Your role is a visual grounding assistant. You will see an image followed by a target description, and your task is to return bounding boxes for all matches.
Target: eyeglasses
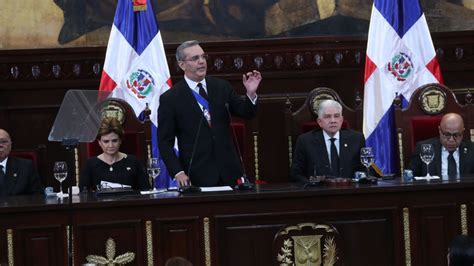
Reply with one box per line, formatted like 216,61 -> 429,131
182,54 -> 209,62
0,139 -> 10,145
439,129 -> 463,140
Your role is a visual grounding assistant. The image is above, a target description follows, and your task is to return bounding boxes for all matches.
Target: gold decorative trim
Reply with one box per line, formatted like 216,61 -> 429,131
67,225 -> 75,266
418,86 -> 447,115
7,229 -> 13,266
461,204 -> 468,235
203,217 -> 211,266
147,144 -> 152,160
398,132 -> 404,173
278,223 -> 335,237
86,238 -> 135,264
74,147 -> 79,185
146,221 -> 154,266
288,136 -> 293,167
403,208 -> 412,266
101,101 -> 126,124
253,135 -> 259,181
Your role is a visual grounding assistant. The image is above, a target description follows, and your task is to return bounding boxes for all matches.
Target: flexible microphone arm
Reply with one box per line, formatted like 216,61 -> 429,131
186,110 -> 205,187
225,103 -> 254,190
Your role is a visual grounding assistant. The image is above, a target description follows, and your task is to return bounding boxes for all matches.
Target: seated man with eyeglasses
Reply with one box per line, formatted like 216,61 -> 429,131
0,129 -> 43,197
407,113 -> 474,179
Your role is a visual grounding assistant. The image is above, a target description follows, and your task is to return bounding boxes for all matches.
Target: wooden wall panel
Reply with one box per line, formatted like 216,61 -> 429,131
14,225 -> 65,266
411,204 -> 459,266
74,220 -> 145,266
155,217 -> 202,266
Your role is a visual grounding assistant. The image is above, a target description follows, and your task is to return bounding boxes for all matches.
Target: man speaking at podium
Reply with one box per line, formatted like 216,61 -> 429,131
158,40 -> 262,187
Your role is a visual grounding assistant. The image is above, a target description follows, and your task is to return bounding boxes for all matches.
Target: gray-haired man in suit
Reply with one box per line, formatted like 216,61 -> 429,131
291,99 -> 366,182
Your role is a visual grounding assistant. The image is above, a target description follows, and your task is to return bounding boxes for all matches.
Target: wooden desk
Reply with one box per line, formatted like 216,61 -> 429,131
1,178 -> 473,266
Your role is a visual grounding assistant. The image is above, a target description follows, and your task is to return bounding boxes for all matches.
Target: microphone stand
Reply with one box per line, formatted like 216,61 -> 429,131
225,103 -> 254,190
61,138 -> 78,266
179,112 -> 204,193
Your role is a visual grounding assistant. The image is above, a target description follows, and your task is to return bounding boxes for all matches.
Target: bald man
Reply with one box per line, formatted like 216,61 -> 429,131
408,113 -> 474,179
0,129 -> 43,197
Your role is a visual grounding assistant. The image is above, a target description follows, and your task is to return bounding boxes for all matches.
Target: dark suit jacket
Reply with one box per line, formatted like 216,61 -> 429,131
407,138 -> 474,177
290,129 -> 366,182
158,76 -> 257,187
3,156 -> 43,196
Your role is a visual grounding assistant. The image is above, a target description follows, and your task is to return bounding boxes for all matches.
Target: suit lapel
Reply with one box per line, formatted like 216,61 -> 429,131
339,131 -> 350,172
459,141 -> 468,174
434,140 -> 442,175
5,158 -> 19,194
314,131 -> 330,169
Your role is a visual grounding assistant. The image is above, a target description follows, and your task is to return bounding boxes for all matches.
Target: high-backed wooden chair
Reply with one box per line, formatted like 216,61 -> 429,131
284,87 -> 362,168
76,98 -> 151,186
10,145 -> 47,183
394,83 -> 473,172
273,222 -> 343,265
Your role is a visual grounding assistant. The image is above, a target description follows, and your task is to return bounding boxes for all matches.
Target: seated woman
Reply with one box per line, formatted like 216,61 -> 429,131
79,117 -> 150,191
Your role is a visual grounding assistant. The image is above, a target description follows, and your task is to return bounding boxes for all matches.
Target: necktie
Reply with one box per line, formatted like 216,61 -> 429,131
0,165 -> 6,196
330,138 -> 340,177
197,83 -> 208,101
447,151 -> 457,178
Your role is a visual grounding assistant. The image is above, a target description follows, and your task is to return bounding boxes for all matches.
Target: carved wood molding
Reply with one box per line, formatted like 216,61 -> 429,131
0,32 -> 473,85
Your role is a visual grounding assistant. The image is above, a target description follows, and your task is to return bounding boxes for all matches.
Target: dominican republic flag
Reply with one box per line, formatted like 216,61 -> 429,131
363,0 -> 443,174
99,0 -> 175,188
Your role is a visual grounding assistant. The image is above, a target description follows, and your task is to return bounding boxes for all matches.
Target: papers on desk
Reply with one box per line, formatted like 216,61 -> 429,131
200,186 -> 233,192
100,181 -> 131,188
140,189 -> 166,195
413,175 -> 440,181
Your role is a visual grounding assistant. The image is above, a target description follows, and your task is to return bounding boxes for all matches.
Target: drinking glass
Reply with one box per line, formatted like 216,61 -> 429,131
53,161 -> 68,197
360,147 -> 375,178
147,158 -> 161,192
420,143 -> 435,180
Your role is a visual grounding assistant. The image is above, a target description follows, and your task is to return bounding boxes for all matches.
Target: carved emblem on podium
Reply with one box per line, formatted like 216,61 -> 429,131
86,238 -> 135,265
275,223 -> 339,266
419,86 -> 446,115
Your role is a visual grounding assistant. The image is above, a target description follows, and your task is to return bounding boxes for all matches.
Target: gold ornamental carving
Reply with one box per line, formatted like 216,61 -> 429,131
146,220 -> 154,266
7,229 -> 14,266
403,207 -> 412,266
203,217 -> 211,266
418,86 -> 446,115
310,93 -> 335,117
460,204 -> 468,235
276,223 -> 338,266
86,238 -> 135,265
101,101 -> 126,125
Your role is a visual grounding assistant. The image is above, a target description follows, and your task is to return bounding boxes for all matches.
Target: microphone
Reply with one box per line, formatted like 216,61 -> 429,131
225,103 -> 254,190
181,109 -> 204,193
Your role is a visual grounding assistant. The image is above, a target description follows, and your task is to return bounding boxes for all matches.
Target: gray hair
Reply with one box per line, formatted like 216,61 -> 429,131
317,99 -> 342,118
176,40 -> 200,62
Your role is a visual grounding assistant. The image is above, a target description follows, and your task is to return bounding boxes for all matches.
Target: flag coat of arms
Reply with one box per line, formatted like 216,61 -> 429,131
363,0 -> 443,174
99,0 -> 173,187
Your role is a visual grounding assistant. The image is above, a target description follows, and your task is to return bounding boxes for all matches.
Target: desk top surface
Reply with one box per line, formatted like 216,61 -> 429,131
1,177 -> 474,211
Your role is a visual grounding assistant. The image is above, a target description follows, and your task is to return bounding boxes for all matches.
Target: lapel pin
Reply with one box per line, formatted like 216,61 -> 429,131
344,143 -> 348,147
126,167 -> 131,171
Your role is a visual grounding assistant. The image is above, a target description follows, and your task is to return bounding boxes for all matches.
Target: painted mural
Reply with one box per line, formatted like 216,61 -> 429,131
1,0 -> 474,49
